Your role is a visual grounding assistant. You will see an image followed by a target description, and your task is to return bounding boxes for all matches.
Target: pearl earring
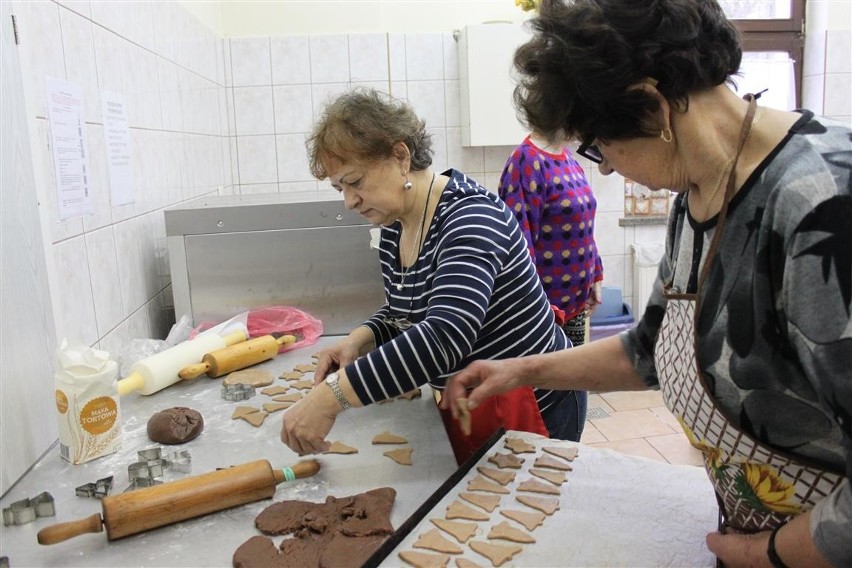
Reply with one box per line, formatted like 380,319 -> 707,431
403,179 -> 413,190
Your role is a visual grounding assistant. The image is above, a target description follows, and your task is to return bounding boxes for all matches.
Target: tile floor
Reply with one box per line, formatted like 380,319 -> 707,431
581,390 -> 705,467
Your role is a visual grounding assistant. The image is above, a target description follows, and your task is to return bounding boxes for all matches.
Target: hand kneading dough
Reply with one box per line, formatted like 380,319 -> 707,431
147,407 -> 203,444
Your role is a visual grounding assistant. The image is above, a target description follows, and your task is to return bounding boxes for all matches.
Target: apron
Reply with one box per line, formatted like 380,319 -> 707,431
654,96 -> 844,533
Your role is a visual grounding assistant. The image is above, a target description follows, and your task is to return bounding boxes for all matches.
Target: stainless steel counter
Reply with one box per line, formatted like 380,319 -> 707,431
0,337 -> 457,567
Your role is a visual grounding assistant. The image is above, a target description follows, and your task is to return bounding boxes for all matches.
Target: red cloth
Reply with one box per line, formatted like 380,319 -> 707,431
439,386 -> 548,465
550,304 -> 567,327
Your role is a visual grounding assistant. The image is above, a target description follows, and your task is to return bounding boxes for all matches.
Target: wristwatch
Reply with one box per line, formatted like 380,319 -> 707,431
325,373 -> 351,410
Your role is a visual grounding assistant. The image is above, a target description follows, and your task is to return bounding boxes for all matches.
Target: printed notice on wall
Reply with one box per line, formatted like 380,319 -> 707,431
45,77 -> 93,220
101,91 -> 134,206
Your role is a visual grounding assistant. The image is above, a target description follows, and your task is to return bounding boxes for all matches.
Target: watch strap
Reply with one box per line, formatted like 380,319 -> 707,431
325,373 -> 351,410
767,524 -> 789,568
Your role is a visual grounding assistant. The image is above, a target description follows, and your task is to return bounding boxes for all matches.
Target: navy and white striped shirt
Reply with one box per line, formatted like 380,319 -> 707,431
345,169 -> 568,413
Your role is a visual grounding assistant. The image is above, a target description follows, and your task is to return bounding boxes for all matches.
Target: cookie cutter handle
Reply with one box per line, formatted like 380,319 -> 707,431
37,513 -> 104,545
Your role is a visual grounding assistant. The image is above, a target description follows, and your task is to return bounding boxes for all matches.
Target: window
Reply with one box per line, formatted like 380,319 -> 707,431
721,0 -> 805,110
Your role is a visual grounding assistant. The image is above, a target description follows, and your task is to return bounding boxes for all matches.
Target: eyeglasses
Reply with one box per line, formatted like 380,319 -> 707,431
577,140 -> 603,164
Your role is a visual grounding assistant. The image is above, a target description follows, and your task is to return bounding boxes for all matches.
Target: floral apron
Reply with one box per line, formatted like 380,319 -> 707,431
654,96 -> 844,532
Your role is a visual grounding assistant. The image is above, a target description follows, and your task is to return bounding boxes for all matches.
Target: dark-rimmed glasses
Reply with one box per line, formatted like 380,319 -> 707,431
577,140 -> 603,164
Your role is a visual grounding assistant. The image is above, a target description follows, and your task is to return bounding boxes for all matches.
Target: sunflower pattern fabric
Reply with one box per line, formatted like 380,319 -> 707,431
623,112 -> 851,566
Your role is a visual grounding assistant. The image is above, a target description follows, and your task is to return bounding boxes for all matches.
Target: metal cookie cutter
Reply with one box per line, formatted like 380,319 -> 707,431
221,383 -> 256,401
2,492 -> 55,526
75,476 -> 114,499
124,447 -> 167,492
164,449 -> 192,474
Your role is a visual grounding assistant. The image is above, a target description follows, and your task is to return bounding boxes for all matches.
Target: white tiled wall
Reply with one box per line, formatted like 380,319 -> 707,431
223,30 -> 660,311
15,1 -> 846,354
12,0 -> 229,353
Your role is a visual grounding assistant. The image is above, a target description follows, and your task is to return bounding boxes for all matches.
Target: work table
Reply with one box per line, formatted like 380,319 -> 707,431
0,336 -> 457,567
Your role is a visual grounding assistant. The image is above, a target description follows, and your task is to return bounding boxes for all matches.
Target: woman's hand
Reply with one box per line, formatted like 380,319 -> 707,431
280,382 -> 342,455
587,281 -> 603,315
442,358 -> 526,415
312,338 -> 362,385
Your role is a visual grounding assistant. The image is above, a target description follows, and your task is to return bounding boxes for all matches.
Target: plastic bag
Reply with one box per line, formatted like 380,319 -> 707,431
190,306 -> 323,353
630,241 -> 665,267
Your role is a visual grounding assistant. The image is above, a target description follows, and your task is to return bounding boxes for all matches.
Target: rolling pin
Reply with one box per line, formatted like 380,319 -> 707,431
117,330 -> 247,396
37,459 -> 320,544
178,334 -> 297,380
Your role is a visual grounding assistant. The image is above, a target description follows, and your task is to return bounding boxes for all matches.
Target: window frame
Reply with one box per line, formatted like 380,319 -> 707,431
730,0 -> 805,107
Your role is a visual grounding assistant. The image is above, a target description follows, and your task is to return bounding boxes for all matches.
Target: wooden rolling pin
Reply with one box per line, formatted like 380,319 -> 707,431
178,334 -> 297,380
37,459 -> 320,544
117,330 -> 248,396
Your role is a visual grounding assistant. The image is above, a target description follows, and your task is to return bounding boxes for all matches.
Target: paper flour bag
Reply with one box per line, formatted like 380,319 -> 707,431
55,339 -> 121,464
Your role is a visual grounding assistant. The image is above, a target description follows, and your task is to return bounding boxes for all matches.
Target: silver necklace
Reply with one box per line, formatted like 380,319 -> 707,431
396,173 -> 436,292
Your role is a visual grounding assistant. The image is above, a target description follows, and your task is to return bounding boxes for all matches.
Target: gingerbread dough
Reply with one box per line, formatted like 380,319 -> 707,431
515,494 -> 559,515
533,454 -> 573,471
455,559 -> 483,568
239,411 -> 268,427
530,468 -> 566,485
446,500 -> 488,521
459,492 -> 500,513
517,478 -> 561,496
294,363 -> 317,373
543,445 -> 578,461
280,371 -> 303,381
273,393 -> 303,403
503,437 -> 536,454
261,386 -> 289,396
455,398 -> 472,436
372,431 -> 408,444
324,441 -> 358,454
146,407 -> 203,444
476,466 -> 515,486
398,388 -> 423,400
290,380 -> 314,391
263,402 -> 291,413
232,406 -> 260,419
466,475 -> 509,495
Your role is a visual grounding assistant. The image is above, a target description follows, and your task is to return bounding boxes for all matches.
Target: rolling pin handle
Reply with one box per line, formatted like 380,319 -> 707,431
37,513 -> 104,545
223,330 -> 248,346
276,335 -> 297,347
272,460 -> 321,484
116,372 -> 145,396
178,362 -> 211,380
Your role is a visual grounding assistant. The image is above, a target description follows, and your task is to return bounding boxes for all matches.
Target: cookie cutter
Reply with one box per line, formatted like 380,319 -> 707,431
124,447 -> 193,491
2,492 -> 55,526
75,476 -> 114,499
221,383 -> 256,401
164,449 -> 192,473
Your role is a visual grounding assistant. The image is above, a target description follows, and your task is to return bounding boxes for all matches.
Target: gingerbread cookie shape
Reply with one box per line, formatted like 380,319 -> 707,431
261,385 -> 289,396
499,509 -> 546,532
414,529 -> 463,554
324,441 -> 358,454
469,540 -> 522,567
488,452 -> 524,469
272,392 -> 303,403
476,466 -> 515,486
262,402 -> 291,413
290,379 -> 314,391
533,454 -> 573,471
398,388 -> 423,400
399,550 -> 450,568
466,475 -> 509,495
294,363 -> 317,373
384,447 -> 413,465
372,431 -> 408,444
530,468 -> 566,485
231,406 -> 260,419
459,492 -> 500,513
239,411 -> 268,427
280,371 -> 303,381
487,521 -> 535,544
446,500 -> 488,521
543,445 -> 578,461
516,494 -> 559,516
455,559 -> 484,568
517,478 -> 561,496
430,518 -> 478,543
504,437 -> 536,454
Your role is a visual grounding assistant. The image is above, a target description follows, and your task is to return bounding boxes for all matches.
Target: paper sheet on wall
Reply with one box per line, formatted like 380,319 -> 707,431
100,91 -> 134,206
45,76 -> 93,220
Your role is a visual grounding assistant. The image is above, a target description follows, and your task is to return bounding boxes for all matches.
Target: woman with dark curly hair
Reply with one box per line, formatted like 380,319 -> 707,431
445,1 -> 851,566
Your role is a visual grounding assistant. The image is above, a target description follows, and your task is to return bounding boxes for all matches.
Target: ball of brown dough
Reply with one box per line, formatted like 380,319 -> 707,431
147,407 -> 204,445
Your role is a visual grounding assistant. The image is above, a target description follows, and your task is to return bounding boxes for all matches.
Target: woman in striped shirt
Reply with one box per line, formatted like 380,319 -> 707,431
280,89 -> 586,462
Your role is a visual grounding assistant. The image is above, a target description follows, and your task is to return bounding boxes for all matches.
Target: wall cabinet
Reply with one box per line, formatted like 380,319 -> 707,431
458,23 -> 532,147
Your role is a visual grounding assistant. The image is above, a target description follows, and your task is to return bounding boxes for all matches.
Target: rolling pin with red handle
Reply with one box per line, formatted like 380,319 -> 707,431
178,334 -> 297,380
37,459 -> 320,544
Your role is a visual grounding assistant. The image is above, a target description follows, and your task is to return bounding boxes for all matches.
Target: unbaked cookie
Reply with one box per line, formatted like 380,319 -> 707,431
476,466 -> 515,486
487,521 -> 535,544
261,385 -> 289,396
543,445 -> 578,461
515,494 -> 559,516
384,447 -> 413,465
430,518 -> 477,543
324,441 -> 358,454
466,475 -> 509,495
499,509 -> 546,531
413,529 -> 463,554
504,437 -> 536,454
399,550 -> 450,568
533,454 -> 573,471
530,468 -> 566,485
469,540 -> 522,567
517,478 -> 561,496
372,431 -> 408,444
446,500 -> 488,521
487,452 -> 524,469
459,492 -> 500,513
